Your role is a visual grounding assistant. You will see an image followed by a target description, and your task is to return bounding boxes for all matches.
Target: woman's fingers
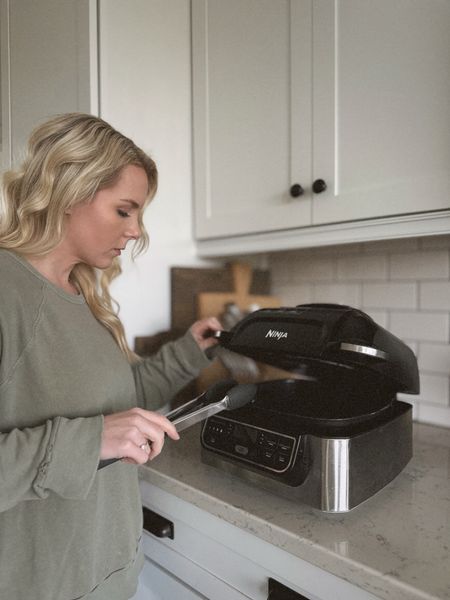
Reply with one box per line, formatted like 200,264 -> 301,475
101,408 -> 180,463
132,408 -> 180,441
121,441 -> 152,465
189,317 -> 223,350
133,410 -> 179,460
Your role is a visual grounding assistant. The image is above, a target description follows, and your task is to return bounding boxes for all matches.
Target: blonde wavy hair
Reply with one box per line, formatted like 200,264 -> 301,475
0,112 -> 158,362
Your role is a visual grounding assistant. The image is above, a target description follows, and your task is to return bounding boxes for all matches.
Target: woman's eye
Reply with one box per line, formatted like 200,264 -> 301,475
117,209 -> 130,218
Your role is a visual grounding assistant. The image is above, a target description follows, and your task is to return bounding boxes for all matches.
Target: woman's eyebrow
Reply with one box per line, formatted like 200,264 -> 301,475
121,199 -> 142,209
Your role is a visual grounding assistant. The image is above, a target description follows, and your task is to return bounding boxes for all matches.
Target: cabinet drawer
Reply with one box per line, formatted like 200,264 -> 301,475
132,554 -> 208,600
141,530 -> 251,600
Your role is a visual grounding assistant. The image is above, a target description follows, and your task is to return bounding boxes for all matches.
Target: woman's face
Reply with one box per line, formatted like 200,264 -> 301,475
63,165 -> 149,269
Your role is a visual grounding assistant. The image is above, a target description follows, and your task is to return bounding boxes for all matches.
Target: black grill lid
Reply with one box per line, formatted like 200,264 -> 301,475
217,303 -> 419,395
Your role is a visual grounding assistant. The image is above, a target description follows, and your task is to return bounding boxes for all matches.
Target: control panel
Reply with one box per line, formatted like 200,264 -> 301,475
201,416 -> 297,474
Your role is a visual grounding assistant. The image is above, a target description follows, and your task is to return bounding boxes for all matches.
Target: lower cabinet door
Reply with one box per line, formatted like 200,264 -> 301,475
131,555 -> 207,600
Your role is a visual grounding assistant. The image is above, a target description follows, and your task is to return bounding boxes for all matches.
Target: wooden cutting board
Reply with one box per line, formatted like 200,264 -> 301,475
171,263 -> 272,330
196,262 -> 280,319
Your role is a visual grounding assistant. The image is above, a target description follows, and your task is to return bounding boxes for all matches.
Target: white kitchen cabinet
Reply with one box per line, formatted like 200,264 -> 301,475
192,0 -> 450,250
192,0 -> 313,239
136,480 -> 379,600
132,554 -> 208,600
0,0 -> 98,169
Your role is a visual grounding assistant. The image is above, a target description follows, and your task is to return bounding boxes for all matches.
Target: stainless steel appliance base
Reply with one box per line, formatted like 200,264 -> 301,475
201,403 -> 412,513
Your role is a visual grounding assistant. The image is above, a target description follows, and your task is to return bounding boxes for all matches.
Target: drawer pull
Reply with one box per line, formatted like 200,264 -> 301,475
268,578 -> 311,600
142,506 -> 174,539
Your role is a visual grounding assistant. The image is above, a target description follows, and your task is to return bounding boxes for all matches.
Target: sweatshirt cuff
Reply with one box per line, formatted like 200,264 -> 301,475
34,415 -> 104,500
178,330 -> 213,372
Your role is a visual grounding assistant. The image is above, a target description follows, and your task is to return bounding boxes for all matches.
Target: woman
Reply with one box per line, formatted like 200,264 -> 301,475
0,113 -> 220,599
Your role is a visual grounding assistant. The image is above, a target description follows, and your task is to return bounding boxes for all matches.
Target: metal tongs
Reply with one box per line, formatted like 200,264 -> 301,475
98,379 -> 256,469
165,379 -> 256,432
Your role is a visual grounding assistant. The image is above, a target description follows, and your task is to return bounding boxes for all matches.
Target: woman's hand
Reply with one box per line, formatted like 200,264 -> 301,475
100,408 -> 180,464
189,317 -> 223,351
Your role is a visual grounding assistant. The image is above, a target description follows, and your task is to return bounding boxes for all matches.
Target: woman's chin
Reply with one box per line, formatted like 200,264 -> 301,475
88,257 -> 117,270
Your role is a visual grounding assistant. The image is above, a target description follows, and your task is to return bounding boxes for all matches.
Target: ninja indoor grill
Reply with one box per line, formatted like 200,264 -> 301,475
200,303 -> 419,512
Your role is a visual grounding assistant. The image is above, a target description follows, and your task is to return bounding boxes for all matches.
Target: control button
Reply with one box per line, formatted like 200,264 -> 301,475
275,454 -> 289,466
278,451 -> 292,459
261,450 -> 275,466
278,442 -> 293,452
235,444 -> 249,456
209,422 -> 228,435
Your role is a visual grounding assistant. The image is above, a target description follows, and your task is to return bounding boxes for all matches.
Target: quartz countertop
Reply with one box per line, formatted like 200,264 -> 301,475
139,421 -> 450,600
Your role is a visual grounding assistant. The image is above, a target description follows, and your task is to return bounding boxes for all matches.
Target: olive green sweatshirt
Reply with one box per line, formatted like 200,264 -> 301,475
0,249 -> 210,600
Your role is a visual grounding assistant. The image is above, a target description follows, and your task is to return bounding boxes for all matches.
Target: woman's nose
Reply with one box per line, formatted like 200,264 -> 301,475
125,220 -> 141,240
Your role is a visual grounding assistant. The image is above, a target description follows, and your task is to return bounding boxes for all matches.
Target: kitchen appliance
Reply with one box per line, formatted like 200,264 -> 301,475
200,303 -> 419,512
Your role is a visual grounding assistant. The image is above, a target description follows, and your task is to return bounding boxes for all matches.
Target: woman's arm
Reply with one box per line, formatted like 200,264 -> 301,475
132,318 -> 221,411
0,408 -> 182,512
0,415 -> 103,513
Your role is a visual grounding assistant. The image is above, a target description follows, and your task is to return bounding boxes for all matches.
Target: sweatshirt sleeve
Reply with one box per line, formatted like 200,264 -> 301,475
132,331 -> 211,411
0,414 -> 103,514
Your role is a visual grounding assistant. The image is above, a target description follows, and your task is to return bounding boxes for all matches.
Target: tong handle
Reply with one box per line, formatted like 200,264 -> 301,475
163,392 -> 207,422
165,378 -> 237,431
169,398 -> 229,432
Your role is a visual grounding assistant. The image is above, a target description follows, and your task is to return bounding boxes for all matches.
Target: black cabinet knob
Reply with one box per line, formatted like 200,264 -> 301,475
312,179 -> 327,194
290,184 -> 304,198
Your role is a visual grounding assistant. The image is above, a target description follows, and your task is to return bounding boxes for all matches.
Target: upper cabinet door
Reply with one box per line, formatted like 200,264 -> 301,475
1,0 -> 97,168
312,0 -> 450,225
192,0 -> 312,239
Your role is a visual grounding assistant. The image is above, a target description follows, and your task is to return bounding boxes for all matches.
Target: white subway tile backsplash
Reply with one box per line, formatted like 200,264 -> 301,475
337,254 -> 387,281
269,251 -> 303,284
420,282 -> 450,310
362,283 -> 417,309
420,234 -> 450,250
276,284 -> 313,307
311,242 -> 362,257
312,283 -> 360,307
414,403 -> 450,428
291,257 -> 335,282
418,343 -> 450,374
413,374 -> 450,406
390,250 -> 449,280
362,238 -> 420,254
389,312 -> 449,342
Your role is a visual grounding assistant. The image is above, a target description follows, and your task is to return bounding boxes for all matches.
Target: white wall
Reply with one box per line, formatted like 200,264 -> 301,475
99,0 -> 217,345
